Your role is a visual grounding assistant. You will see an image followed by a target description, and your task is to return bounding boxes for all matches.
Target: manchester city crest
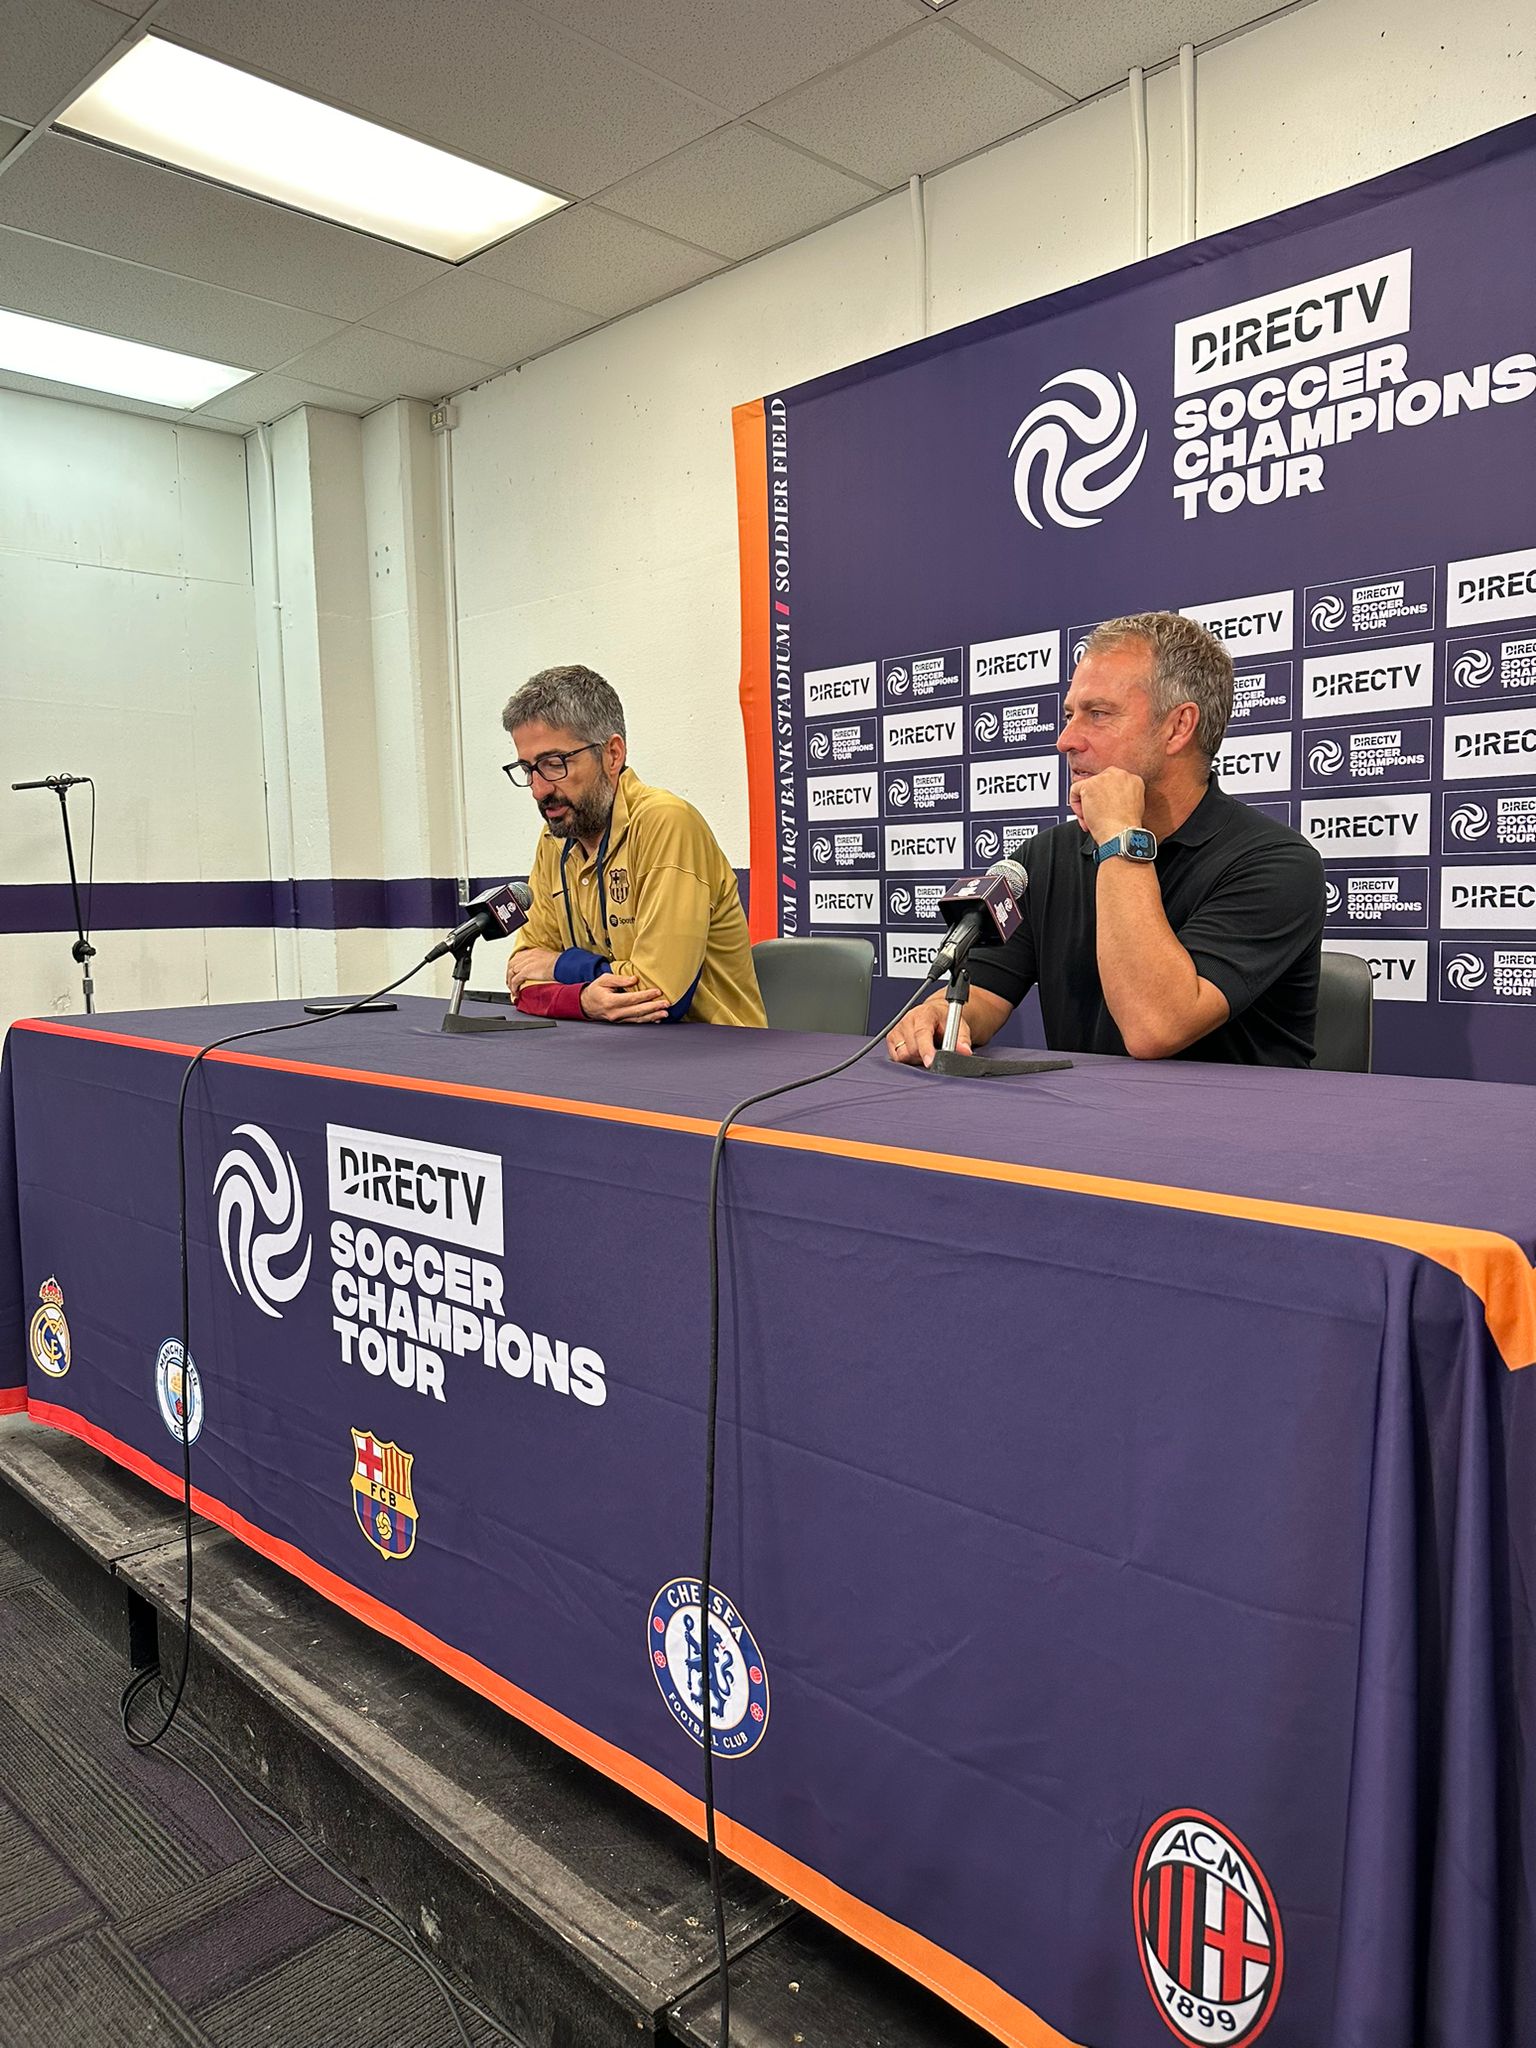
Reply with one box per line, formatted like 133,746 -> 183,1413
350,1429 -> 417,1560
1134,1809 -> 1284,2046
28,1278 -> 71,1379
154,1339 -> 204,1445
647,1578 -> 770,1758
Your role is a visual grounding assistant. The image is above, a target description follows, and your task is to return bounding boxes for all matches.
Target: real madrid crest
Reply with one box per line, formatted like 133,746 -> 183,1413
28,1278 -> 71,1379
350,1428 -> 418,1559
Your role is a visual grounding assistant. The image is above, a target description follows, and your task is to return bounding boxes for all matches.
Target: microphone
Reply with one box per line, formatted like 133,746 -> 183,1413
930,859 -> 1027,978
426,881 -> 532,963
12,774 -> 85,791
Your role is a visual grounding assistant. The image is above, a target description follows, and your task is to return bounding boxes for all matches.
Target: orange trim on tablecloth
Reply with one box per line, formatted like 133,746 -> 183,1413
15,1015 -> 1536,1371
25,1398 -> 1082,2048
0,1386 -> 26,1414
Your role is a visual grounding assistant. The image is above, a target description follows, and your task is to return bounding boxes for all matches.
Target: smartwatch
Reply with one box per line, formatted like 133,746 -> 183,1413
1094,828 -> 1158,866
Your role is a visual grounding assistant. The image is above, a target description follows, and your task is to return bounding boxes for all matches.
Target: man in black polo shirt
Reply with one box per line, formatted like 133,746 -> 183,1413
887,610 -> 1325,1067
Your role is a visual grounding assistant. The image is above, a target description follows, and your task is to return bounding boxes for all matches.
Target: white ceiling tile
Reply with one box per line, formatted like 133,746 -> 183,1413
470,205 -> 725,318
274,326 -> 501,404
192,372 -> 381,429
756,19 -> 1068,187
367,269 -> 596,366
953,0 -> 1281,98
0,365 -> 246,429
526,0 -> 922,116
0,228 -> 344,367
159,0 -> 725,195
0,135 -> 448,321
600,125 -> 880,262
0,0 -> 129,124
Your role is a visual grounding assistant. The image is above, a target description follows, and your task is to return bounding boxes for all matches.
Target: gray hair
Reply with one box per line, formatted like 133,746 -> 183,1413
1082,611 -> 1233,763
501,664 -> 626,745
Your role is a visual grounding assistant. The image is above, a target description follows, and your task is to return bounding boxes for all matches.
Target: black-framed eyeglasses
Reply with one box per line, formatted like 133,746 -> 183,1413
502,743 -> 602,788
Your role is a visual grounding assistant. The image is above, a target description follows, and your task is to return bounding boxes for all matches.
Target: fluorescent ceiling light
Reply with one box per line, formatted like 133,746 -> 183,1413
0,307 -> 252,407
58,36 -> 567,261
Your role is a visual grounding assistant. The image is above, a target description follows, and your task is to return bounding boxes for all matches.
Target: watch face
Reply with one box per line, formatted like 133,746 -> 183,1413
1125,829 -> 1158,860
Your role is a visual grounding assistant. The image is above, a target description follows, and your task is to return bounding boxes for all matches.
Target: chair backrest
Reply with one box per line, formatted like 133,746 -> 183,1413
752,937 -> 875,1035
1312,949 -> 1374,1072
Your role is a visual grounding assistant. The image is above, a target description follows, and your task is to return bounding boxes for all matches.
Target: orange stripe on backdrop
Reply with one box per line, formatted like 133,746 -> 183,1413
0,1386 -> 25,1414
13,1017 -> 1536,1371
732,397 -> 778,941
25,1399 -> 1081,2048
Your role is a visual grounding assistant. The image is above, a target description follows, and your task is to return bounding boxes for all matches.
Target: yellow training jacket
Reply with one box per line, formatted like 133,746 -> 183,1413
512,768 -> 766,1027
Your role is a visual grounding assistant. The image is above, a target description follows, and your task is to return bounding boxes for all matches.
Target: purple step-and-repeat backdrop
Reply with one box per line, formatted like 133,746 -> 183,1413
738,117 -> 1536,1081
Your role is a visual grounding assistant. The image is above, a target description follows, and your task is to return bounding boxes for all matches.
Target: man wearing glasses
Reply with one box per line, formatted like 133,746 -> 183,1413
499,665 -> 766,1027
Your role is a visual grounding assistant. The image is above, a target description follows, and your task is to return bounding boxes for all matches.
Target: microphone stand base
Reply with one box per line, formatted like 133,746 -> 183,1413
441,1011 -> 555,1034
929,1050 -> 1073,1078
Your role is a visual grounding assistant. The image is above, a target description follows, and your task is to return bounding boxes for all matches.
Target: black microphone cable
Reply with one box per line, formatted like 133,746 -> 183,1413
697,969 -> 944,2047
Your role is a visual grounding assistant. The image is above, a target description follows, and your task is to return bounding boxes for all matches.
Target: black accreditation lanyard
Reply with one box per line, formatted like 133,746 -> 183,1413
558,820 -> 613,959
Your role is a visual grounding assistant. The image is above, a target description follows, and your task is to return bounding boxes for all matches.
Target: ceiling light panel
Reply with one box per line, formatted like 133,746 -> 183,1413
0,307 -> 252,407
57,36 -> 567,262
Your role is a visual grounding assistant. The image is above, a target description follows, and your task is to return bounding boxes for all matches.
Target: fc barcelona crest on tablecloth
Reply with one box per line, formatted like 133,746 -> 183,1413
28,1277 -> 71,1379
350,1428 -> 417,1559
1134,1809 -> 1283,2046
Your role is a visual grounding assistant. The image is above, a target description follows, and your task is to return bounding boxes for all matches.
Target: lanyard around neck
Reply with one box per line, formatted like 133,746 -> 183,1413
558,816 -> 612,955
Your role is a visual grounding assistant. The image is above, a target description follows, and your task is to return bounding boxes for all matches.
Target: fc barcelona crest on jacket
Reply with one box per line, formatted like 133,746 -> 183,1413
350,1429 -> 417,1559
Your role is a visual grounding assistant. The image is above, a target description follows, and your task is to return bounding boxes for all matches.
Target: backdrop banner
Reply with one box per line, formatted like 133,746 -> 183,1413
735,115 -> 1536,1081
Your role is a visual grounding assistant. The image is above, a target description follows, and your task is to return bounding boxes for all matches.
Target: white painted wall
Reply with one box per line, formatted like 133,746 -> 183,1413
449,0 -> 1535,884
0,389 -> 272,1029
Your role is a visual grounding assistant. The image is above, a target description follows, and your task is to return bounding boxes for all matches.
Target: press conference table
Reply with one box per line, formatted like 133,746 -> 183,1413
2,998 -> 1534,2048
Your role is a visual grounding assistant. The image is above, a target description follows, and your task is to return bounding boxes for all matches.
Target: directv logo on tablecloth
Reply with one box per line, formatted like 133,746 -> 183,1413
1007,369 -> 1147,531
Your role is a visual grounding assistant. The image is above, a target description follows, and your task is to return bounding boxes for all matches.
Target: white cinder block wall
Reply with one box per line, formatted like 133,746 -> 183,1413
3,0 -> 1530,1029
451,0 -> 1534,895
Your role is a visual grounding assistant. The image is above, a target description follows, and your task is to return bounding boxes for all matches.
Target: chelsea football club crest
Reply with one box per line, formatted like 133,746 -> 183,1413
28,1278 -> 71,1379
350,1429 -> 418,1560
647,1578 -> 770,1757
153,1339 -> 204,1445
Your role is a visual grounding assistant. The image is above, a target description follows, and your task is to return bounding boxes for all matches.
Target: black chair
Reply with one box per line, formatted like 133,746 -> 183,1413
751,937 -> 875,1035
1312,950 -> 1374,1072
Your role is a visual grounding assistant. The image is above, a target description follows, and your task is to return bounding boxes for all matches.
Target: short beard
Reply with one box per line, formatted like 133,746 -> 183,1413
541,766 -> 615,843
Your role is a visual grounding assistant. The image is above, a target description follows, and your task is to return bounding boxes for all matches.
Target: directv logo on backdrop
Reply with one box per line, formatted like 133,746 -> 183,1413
1446,545 -> 1536,627
970,696 -> 1059,753
1068,623 -> 1099,669
802,661 -> 876,716
882,648 -> 962,705
803,715 -> 878,768
885,932 -> 941,981
1440,939 -> 1536,1004
1007,369 -> 1147,530
885,823 -> 963,872
1212,733 -> 1293,795
883,765 -> 963,816
885,880 -> 948,926
806,772 -> 879,820
1179,591 -> 1294,657
970,820 -> 1042,865
1301,719 -> 1431,787
969,754 -> 1060,812
1440,788 -> 1536,852
1445,633 -> 1536,700
969,630 -> 1059,693
1301,793 -> 1429,858
1325,938 -> 1428,1001
1302,567 -> 1436,647
1228,662 -> 1294,728
1172,250 -> 1412,394
882,707 -> 963,763
808,827 -> 880,871
1326,870 -> 1430,929
1440,863 -> 1536,928
1301,642 -> 1434,718
1442,705 -> 1536,779
808,880 -> 879,926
